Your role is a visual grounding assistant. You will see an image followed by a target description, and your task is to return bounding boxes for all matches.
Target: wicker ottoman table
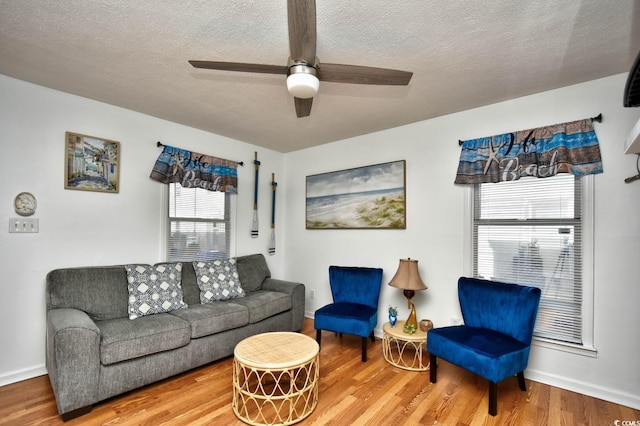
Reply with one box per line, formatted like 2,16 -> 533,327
232,332 -> 319,425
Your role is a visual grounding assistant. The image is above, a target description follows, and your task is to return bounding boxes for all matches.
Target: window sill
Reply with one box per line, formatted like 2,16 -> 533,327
532,336 -> 597,358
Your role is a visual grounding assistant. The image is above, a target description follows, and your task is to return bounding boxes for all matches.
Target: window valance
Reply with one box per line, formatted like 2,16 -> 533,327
455,118 -> 603,184
150,143 -> 238,193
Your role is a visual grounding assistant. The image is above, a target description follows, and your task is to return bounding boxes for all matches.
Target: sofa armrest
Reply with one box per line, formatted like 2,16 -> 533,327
46,308 -> 101,416
262,278 -> 306,331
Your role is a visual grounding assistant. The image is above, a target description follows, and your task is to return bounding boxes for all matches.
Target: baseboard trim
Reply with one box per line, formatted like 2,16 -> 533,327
526,368 -> 640,410
0,365 -> 47,387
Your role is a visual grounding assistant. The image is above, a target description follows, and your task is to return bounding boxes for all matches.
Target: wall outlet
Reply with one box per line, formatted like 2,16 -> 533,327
309,289 -> 315,300
9,218 -> 39,233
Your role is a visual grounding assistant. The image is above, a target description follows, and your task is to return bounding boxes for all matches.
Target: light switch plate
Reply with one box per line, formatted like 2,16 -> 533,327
9,218 -> 39,233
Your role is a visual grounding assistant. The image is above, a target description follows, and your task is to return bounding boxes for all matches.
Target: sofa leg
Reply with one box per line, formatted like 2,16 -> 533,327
488,381 -> 498,416
361,337 -> 367,362
316,329 -> 322,351
370,331 -> 375,343
517,371 -> 526,391
61,405 -> 92,422
429,354 -> 437,383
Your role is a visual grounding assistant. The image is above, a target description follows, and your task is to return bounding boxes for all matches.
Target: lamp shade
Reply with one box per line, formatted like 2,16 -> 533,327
388,258 -> 427,291
286,64 -> 319,99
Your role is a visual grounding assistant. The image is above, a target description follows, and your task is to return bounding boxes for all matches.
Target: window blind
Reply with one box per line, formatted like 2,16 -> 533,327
168,183 -> 234,262
473,174 -> 583,344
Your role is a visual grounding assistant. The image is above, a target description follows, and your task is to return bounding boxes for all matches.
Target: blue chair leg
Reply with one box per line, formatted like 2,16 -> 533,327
361,337 -> 367,362
489,374 -> 526,416
429,354 -> 437,383
489,381 -> 498,416
316,329 -> 322,350
360,332 -> 375,361
517,371 -> 526,391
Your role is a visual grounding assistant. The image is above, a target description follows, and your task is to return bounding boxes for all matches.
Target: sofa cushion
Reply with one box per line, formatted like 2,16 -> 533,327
125,263 -> 188,320
236,254 -> 271,292
169,302 -> 249,338
96,314 -> 191,365
228,290 -> 291,323
193,259 -> 245,302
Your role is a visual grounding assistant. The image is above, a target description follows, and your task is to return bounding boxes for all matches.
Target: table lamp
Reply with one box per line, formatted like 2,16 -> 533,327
388,258 -> 427,330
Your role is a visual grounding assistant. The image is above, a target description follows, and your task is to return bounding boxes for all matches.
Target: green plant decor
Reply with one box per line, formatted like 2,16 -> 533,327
403,322 -> 417,335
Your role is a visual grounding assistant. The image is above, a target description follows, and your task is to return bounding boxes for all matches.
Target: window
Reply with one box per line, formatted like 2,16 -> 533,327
472,174 -> 593,348
167,183 -> 234,262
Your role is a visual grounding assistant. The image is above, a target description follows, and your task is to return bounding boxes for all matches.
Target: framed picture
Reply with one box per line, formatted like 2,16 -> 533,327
306,160 -> 406,229
65,132 -> 120,193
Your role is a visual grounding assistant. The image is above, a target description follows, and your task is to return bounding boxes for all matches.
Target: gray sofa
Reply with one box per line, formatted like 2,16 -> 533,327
45,253 -> 305,420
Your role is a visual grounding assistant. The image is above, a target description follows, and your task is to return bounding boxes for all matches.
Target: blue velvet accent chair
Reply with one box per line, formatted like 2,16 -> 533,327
427,277 -> 541,416
314,266 -> 384,362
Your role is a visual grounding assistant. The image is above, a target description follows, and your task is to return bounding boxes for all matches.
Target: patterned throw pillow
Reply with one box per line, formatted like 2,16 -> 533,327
125,263 -> 187,320
193,258 -> 246,303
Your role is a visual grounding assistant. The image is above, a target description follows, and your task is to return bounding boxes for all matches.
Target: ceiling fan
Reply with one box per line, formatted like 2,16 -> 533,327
188,0 -> 413,118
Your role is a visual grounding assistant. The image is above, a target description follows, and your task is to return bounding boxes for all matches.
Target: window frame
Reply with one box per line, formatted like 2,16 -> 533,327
164,183 -> 235,263
463,175 -> 596,356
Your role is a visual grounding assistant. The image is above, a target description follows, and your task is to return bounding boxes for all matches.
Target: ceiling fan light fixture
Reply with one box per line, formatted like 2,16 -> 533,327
286,63 -> 319,99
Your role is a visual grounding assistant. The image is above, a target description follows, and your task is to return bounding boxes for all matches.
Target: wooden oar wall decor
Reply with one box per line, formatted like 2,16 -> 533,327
251,152 -> 260,238
269,173 -> 277,255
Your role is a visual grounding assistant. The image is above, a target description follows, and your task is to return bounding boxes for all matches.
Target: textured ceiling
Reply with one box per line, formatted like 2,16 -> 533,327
1,1 -> 639,152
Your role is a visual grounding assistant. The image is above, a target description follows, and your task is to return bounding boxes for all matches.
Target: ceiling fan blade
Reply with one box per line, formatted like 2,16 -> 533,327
294,97 -> 313,118
288,0 -> 316,64
319,63 -> 413,85
189,61 -> 287,75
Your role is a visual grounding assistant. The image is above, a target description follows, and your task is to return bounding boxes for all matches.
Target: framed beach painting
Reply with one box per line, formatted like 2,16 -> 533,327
65,132 -> 120,193
306,160 -> 406,229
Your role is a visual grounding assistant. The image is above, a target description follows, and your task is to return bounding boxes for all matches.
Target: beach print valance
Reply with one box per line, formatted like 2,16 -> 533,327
150,144 -> 238,193
454,118 -> 603,184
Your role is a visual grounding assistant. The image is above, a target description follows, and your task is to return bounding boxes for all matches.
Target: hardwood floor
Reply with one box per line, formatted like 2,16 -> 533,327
1,318 -> 638,425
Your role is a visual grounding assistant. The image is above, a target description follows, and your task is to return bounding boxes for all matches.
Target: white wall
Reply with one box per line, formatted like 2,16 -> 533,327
0,74 -> 286,385
284,74 -> 640,409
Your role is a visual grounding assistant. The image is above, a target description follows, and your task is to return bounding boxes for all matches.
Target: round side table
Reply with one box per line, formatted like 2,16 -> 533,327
382,320 -> 430,371
233,332 -> 319,425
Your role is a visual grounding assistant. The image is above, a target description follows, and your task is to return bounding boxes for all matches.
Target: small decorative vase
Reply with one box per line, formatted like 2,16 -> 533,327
389,314 -> 398,327
419,319 -> 433,332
